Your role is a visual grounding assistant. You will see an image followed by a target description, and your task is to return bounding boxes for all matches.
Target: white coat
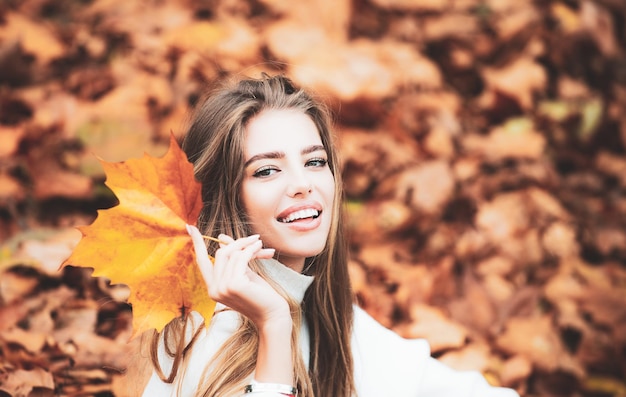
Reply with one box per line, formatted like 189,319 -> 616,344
142,259 -> 520,397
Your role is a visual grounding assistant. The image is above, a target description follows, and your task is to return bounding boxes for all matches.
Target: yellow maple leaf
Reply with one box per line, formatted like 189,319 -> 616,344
62,135 -> 214,337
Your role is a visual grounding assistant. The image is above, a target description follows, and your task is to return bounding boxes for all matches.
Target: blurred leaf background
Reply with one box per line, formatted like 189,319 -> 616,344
1,0 -> 625,396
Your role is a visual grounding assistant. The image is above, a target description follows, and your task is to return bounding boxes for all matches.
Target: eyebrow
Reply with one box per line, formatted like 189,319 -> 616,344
244,144 -> 326,168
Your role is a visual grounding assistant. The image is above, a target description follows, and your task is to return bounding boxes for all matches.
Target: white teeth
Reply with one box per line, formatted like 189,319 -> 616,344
279,209 -> 319,223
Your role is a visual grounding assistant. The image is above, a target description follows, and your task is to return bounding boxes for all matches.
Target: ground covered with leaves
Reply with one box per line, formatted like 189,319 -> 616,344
1,0 -> 625,396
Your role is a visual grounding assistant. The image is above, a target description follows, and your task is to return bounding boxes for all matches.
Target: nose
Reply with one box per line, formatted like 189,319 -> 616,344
286,170 -> 312,197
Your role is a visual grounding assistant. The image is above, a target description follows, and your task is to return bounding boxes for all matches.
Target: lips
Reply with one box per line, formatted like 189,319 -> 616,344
276,203 -> 322,224
278,208 -> 320,223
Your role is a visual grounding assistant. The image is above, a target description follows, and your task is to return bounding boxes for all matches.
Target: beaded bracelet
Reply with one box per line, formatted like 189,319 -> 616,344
244,382 -> 297,396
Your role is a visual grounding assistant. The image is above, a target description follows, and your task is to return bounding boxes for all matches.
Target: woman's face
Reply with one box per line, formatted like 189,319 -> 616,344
241,108 -> 335,272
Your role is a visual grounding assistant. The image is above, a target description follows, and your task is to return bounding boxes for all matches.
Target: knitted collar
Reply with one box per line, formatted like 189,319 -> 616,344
259,258 -> 314,304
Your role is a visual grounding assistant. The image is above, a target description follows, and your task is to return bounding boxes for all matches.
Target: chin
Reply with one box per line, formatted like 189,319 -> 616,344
278,242 -> 327,262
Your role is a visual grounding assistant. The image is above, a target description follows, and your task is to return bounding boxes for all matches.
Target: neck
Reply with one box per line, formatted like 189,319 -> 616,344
275,254 -> 305,273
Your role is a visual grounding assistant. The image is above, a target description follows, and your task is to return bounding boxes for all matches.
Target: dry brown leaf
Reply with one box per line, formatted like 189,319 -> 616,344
439,342 -> 492,373
526,187 -> 570,220
475,192 -> 530,243
595,151 -> 626,187
85,0 -> 193,47
0,172 -> 24,204
0,285 -> 75,333
390,160 -> 455,215
496,315 -> 583,376
346,200 -> 414,244
422,225 -> 458,258
111,335 -> 154,397
0,13 -> 65,65
424,125 -> 456,158
269,32 -> 442,100
394,91 -> 462,119
0,269 -> 39,305
482,274 -> 515,304
0,368 -> 54,397
462,118 -> 546,160
449,275 -> 497,334
348,259 -> 368,294
542,222 -> 579,258
15,229 -> 82,274
476,256 -> 515,277
558,76 -> 592,99
551,2 -> 582,32
492,3 -> 540,40
594,227 -> 626,257
163,21 -> 226,54
260,0 -> 351,41
357,243 -> 436,317
340,128 -> 419,196
0,125 -> 23,158
453,157 -> 481,182
30,163 -> 93,200
53,329 -> 129,369
0,327 -> 47,354
54,300 -> 99,333
395,264 -> 438,309
211,18 -> 262,69
544,261 -> 585,304
580,1 -> 619,56
454,228 -> 490,259
369,0 -> 450,12
37,94 -> 86,135
422,14 -> 479,41
400,304 -> 467,352
75,80 -> 169,175
500,355 -> 533,386
479,57 -> 547,110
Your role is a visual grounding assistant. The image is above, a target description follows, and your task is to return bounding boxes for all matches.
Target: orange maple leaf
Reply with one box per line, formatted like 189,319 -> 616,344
62,135 -> 214,337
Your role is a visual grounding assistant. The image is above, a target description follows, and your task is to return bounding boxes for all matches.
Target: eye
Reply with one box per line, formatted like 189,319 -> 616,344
253,166 -> 279,178
306,158 -> 327,168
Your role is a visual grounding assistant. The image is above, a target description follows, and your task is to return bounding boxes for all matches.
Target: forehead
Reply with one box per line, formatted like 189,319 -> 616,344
244,109 -> 323,155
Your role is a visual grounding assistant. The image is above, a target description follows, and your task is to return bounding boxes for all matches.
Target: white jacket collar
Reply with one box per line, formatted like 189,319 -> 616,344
259,258 -> 314,304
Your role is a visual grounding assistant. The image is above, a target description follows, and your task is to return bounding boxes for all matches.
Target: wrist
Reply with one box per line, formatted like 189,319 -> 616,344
257,313 -> 293,335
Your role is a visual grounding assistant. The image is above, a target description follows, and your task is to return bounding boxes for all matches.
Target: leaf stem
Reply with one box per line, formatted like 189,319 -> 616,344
202,235 -> 227,245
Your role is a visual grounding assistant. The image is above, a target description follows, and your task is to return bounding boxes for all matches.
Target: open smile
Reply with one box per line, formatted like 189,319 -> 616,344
278,208 -> 320,223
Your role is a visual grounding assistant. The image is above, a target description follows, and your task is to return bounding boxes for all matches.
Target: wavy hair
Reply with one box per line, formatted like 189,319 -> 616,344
150,74 -> 355,397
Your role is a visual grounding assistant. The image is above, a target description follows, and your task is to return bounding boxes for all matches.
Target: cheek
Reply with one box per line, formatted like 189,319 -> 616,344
323,174 -> 336,203
240,184 -> 258,224
241,183 -> 273,222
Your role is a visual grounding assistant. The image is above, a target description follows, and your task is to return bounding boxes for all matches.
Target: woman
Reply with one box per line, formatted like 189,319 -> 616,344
142,74 -> 520,397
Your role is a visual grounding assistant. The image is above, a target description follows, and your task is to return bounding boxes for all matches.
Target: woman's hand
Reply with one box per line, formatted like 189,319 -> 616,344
186,224 -> 291,327
186,224 -> 295,386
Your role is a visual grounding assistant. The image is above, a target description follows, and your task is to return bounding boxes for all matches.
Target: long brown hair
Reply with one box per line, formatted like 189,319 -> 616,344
151,74 -> 355,396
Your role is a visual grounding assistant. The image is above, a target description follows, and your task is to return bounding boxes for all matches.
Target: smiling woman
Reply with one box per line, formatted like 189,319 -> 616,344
141,74 -> 521,397
242,109 -> 335,272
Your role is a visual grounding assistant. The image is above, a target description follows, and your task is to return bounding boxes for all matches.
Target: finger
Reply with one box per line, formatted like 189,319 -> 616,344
224,240 -> 262,280
213,235 -> 262,286
186,224 -> 213,284
186,224 -> 211,266
216,234 -> 260,257
255,248 -> 276,259
213,235 -> 257,275
217,234 -> 235,248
